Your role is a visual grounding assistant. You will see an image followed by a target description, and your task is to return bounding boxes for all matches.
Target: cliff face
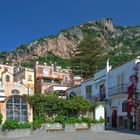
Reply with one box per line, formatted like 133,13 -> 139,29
7,32 -> 82,63
1,17 -> 140,66
5,26 -> 84,64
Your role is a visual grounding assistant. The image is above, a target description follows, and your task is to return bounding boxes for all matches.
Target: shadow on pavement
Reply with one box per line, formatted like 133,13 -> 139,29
108,128 -> 140,136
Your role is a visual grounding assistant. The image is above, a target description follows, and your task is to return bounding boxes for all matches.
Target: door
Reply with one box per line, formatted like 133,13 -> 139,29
112,110 -> 117,128
137,108 -> 140,130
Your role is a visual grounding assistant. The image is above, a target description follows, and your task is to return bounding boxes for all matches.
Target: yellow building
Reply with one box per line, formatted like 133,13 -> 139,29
14,66 -> 34,94
0,64 -> 33,123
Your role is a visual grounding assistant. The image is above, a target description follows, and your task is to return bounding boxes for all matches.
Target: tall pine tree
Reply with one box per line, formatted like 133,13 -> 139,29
71,36 -> 107,79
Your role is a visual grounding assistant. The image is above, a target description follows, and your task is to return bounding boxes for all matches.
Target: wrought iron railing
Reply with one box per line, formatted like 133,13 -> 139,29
108,84 -> 128,97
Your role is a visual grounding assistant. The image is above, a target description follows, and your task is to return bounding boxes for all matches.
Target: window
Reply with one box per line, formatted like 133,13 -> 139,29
117,73 -> 124,93
11,89 -> 20,95
28,75 -> 32,81
6,96 -> 28,122
122,101 -> 127,112
6,75 -> 10,82
54,79 -> 61,84
43,79 -> 52,83
107,117 -> 110,123
99,84 -> 106,101
117,73 -> 124,85
86,85 -> 92,100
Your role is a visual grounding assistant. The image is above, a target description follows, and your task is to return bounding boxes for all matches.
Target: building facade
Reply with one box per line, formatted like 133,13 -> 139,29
106,57 -> 140,130
0,64 -> 33,123
66,77 -> 105,121
34,63 -> 72,94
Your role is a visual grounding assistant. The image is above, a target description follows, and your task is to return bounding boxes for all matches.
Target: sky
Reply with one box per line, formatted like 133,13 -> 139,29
0,0 -> 140,52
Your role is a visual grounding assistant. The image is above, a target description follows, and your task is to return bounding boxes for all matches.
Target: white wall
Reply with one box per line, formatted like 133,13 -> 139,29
108,59 -> 139,90
106,57 -> 140,120
53,86 -> 68,91
95,105 -> 105,120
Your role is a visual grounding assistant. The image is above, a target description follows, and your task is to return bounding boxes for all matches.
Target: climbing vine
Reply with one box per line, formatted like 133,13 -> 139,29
127,64 -> 139,118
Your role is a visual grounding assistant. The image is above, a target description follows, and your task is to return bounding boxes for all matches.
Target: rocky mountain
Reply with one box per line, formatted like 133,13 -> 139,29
1,18 -> 140,73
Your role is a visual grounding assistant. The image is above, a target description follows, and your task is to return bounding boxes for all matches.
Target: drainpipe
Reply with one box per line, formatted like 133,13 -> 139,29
28,84 -> 29,95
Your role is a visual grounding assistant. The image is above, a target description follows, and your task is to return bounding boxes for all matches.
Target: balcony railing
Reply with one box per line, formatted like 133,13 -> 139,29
108,84 -> 128,97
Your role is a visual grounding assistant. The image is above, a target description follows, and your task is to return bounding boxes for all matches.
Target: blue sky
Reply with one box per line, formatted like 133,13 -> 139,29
0,0 -> 140,52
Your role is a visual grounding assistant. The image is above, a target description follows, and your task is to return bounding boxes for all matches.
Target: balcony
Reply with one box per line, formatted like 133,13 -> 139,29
108,84 -> 128,97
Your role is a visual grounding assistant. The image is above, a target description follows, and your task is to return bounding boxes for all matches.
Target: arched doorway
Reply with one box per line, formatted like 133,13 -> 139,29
6,96 -> 28,122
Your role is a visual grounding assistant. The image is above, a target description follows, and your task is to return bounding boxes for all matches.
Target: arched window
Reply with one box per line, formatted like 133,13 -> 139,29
6,96 -> 28,122
6,75 -> 10,82
64,77 -> 68,83
11,89 -> 20,95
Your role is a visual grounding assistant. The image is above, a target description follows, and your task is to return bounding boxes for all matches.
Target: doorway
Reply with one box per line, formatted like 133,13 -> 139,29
112,110 -> 117,128
137,107 -> 140,130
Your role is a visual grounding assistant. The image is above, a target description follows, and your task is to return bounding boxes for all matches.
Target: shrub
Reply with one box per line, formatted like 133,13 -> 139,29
0,113 -> 3,124
18,122 -> 31,129
97,117 -> 105,123
54,115 -> 82,124
45,119 -> 55,124
64,117 -> 82,124
32,116 -> 43,130
81,117 -> 105,124
2,120 -> 19,130
2,120 -> 31,130
54,115 -> 66,124
81,117 -> 95,124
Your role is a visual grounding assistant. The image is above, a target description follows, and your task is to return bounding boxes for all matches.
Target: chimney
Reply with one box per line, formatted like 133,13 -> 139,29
106,58 -> 111,72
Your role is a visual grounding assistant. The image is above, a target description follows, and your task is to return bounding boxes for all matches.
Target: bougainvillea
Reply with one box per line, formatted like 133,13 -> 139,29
127,64 -> 139,117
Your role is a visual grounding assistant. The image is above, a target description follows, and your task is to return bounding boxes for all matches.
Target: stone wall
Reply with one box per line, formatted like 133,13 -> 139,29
0,123 -> 105,137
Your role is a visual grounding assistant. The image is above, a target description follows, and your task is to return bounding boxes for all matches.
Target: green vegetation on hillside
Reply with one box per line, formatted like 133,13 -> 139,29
1,19 -> 140,79
21,53 -> 70,68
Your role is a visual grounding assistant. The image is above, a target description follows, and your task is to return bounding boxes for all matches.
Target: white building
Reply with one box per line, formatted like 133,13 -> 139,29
66,85 -> 81,97
66,77 -> 105,121
81,78 -> 93,101
106,57 -> 140,130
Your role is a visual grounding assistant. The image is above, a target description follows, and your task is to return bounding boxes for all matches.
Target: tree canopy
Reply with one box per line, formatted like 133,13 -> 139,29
71,37 -> 107,79
24,94 -> 94,121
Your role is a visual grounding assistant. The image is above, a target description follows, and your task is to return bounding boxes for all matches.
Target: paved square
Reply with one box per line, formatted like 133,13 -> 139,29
0,131 -> 140,140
